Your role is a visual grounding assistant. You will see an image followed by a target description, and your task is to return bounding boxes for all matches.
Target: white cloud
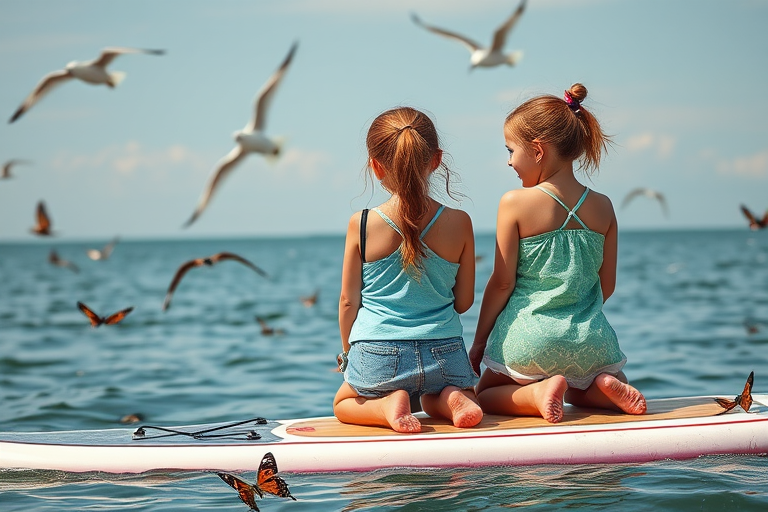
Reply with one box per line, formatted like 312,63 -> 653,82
716,150 -> 768,178
623,132 -> 676,159
51,141 -> 211,176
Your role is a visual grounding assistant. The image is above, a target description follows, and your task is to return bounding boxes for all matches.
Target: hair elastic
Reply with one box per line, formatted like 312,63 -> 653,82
563,91 -> 581,114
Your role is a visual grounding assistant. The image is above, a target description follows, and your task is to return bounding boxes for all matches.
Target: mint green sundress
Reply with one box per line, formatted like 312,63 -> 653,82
482,186 -> 626,390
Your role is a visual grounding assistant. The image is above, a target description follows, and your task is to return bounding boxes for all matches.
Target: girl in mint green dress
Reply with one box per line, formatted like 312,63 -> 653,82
469,83 -> 647,423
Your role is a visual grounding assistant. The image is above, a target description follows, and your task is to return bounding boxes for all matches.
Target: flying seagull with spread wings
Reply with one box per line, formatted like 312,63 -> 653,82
621,188 -> 669,218
412,0 -> 526,69
9,46 -> 165,123
86,237 -> 120,261
48,249 -> 79,273
1,159 -> 32,179
184,42 -> 298,228
162,252 -> 269,311
31,200 -> 55,236
740,205 -> 768,230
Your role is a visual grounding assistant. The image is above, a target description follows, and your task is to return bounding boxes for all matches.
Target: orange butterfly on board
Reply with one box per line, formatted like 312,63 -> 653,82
217,452 -> 295,511
77,302 -> 134,327
715,371 -> 754,415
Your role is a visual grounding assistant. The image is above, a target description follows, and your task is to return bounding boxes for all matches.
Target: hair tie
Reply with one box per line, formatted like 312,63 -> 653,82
398,124 -> 414,133
563,91 -> 581,114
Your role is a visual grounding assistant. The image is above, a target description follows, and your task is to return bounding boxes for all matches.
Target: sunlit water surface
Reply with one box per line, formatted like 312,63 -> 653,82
1,230 -> 767,511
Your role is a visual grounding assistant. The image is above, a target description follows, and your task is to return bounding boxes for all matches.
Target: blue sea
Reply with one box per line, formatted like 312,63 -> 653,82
1,230 -> 767,511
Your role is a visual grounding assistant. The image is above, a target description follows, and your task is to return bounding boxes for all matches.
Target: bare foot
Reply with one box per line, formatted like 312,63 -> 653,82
381,390 -> 421,433
595,374 -> 647,414
442,387 -> 483,428
533,376 -> 568,423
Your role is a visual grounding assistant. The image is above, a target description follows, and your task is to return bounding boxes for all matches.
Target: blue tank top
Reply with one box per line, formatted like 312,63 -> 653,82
349,205 -> 463,343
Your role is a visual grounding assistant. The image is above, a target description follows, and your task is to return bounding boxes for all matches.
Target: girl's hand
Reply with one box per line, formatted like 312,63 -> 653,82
468,342 -> 485,376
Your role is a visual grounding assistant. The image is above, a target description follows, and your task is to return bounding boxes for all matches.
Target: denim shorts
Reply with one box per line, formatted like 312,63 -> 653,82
344,337 -> 479,399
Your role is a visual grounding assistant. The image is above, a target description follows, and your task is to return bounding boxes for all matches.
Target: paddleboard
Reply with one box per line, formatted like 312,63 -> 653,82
1,394 -> 767,474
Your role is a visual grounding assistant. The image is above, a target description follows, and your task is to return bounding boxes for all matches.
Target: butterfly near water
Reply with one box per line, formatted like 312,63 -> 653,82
77,302 -> 134,327
715,371 -> 754,415
217,452 -> 295,510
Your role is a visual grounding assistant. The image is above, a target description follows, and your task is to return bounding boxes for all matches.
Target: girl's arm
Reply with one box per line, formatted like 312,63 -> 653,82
338,212 -> 363,353
469,192 -> 520,374
452,210 -> 476,314
599,204 -> 618,302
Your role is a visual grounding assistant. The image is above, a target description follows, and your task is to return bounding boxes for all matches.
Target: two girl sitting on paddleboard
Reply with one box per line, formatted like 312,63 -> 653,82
334,84 -> 646,433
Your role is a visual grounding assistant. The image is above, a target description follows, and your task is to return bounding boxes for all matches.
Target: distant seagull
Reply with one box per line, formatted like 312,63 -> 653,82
9,46 -> 165,123
162,252 -> 269,311
77,302 -> 134,327
48,249 -> 79,273
300,289 -> 319,307
621,188 -> 669,218
740,205 -> 768,230
31,200 -> 55,236
86,236 -> 120,260
183,42 -> 298,228
412,0 -> 526,70
256,316 -> 285,336
1,159 -> 32,179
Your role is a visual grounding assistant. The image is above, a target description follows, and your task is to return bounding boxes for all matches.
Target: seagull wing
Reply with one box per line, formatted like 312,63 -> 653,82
183,146 -> 247,228
490,0 -> 527,52
411,13 -> 482,53
102,236 -> 120,258
162,259 -> 202,311
761,210 -> 768,228
91,47 -> 166,68
9,70 -> 72,123
212,252 -> 269,278
249,41 -> 298,133
739,205 -> 757,225
620,188 -> 645,209
3,159 -> 32,177
36,201 -> 51,232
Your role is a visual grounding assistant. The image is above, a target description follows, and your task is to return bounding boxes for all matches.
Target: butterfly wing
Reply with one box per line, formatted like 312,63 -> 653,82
737,371 -> 754,412
104,307 -> 134,325
714,397 -> 736,413
77,302 -> 103,327
217,472 -> 260,511
256,452 -> 295,500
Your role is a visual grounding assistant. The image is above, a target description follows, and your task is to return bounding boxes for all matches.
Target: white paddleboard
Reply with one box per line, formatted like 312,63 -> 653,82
1,394 -> 766,474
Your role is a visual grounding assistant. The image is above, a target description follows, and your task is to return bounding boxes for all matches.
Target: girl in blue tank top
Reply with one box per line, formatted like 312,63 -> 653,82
333,106 -> 482,433
469,84 -> 647,423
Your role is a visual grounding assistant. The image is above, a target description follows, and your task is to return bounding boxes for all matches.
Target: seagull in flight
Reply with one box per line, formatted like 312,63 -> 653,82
162,252 -> 269,311
184,41 -> 298,228
740,205 -> 768,230
9,46 -> 165,123
49,249 -> 79,273
411,0 -> 526,70
621,188 -> 669,218
31,200 -> 55,236
86,236 -> 120,261
1,159 -> 32,179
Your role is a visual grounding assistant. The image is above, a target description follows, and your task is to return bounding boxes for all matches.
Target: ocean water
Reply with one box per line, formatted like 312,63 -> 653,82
1,230 -> 767,511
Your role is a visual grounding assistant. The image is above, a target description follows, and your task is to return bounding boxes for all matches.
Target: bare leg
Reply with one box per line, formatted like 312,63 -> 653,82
421,386 -> 483,428
566,372 -> 646,414
333,383 -> 421,433
476,371 -> 568,424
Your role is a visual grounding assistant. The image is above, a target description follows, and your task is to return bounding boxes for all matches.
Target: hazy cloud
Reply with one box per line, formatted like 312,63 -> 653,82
51,141 -> 211,176
624,132 -> 675,159
273,148 -> 332,181
716,150 -> 768,178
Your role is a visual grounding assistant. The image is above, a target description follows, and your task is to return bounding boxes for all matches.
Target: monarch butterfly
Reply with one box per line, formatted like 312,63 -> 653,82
77,302 -> 134,327
715,371 -> 754,415
217,452 -> 295,510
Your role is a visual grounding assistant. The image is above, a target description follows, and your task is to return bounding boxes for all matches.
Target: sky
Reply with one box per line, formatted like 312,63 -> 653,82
1,0 -> 766,242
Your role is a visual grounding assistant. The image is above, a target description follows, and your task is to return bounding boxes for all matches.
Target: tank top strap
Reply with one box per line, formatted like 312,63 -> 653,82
420,205 -> 445,238
534,185 -> 590,230
371,207 -> 403,236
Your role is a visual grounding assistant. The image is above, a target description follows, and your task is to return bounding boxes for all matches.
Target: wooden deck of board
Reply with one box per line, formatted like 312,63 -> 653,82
286,396 -> 725,438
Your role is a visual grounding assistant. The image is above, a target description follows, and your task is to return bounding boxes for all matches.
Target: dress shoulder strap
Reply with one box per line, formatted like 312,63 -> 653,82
371,207 -> 403,236
534,186 -> 590,230
420,205 -> 445,238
